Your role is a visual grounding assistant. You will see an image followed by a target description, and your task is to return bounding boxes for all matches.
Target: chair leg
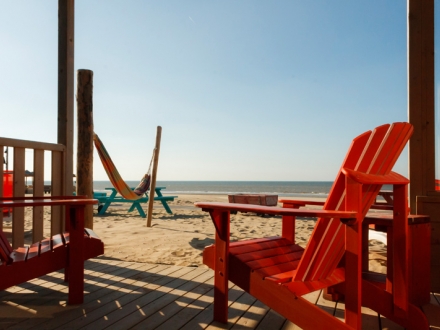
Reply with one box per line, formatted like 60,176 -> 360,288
345,220 -> 363,329
211,210 -> 230,323
66,205 -> 85,305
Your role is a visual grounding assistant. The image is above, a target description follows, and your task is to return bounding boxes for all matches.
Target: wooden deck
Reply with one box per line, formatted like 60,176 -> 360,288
0,257 -> 439,329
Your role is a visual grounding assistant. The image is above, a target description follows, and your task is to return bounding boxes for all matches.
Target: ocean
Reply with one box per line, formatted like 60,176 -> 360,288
92,181 -> 335,198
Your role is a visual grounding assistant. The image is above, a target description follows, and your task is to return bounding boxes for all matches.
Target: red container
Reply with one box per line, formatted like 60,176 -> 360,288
3,170 -> 13,215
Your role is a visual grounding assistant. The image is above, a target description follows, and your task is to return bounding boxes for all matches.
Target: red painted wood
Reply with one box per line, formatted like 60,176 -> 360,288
10,246 -> 28,263
284,268 -> 346,296
236,246 -> 303,265
263,270 -> 295,283
230,237 -> 293,256
203,244 -> 215,269
0,231 -> 13,264
392,184 -> 409,317
0,196 -> 103,305
342,169 -> 409,185
66,205 -> 85,305
197,202 -> 357,219
198,122 -> 425,329
279,199 -> 325,206
228,236 -> 283,248
247,269 -> 351,329
281,202 -> 297,242
211,210 -> 230,323
52,234 -> 65,249
0,199 -> 98,207
344,177 -> 363,329
40,238 -> 51,254
408,222 -> 431,305
362,279 -> 429,329
26,242 -> 40,260
255,260 -> 302,278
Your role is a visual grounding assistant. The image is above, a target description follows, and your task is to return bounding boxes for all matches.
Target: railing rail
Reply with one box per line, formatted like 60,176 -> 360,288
0,137 -> 65,152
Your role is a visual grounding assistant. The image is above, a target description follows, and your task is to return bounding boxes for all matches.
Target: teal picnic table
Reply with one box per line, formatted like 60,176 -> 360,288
94,186 -> 177,218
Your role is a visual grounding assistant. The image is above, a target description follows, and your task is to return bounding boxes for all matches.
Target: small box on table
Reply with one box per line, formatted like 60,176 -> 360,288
228,194 -> 278,206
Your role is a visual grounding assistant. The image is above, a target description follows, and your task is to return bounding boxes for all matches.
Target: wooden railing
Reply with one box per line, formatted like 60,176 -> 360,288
0,137 -> 65,248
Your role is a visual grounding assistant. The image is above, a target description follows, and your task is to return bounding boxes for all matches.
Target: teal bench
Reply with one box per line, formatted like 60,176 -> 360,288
93,186 -> 177,218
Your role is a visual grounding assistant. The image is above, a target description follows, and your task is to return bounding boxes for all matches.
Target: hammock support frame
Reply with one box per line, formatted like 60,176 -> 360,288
92,126 -> 162,227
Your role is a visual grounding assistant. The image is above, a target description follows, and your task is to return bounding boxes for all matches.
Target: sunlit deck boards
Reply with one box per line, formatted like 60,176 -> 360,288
0,258 -> 438,329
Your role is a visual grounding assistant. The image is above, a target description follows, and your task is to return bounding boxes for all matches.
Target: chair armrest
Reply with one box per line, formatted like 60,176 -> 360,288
0,196 -> 97,207
278,199 -> 325,208
342,169 -> 409,185
194,202 -> 356,220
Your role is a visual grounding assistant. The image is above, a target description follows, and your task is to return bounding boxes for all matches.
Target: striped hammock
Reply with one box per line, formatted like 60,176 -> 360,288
93,133 -> 152,200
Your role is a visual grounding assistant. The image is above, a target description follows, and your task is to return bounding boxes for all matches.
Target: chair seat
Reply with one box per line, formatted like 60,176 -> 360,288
204,236 -> 304,284
0,228 -> 104,292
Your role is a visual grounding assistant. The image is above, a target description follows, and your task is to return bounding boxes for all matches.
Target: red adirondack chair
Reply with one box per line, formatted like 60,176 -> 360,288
195,123 -> 430,329
0,196 -> 104,304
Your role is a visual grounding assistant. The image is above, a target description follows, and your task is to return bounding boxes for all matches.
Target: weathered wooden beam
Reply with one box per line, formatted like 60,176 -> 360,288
58,0 -> 75,197
408,0 -> 435,208
147,126 -> 162,227
76,69 -> 94,229
408,0 -> 440,293
0,137 -> 64,151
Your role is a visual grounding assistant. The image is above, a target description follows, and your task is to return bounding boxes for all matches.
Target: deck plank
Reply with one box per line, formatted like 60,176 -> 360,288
230,299 -> 270,329
332,293 -> 380,329
0,258 -> 438,329
422,302 -> 440,329
129,270 -> 214,329
64,265 -> 189,329
106,267 -> 212,329
5,260 -> 153,330
0,260 -> 123,328
206,291 -> 257,329
178,283 -> 245,330
431,292 -> 440,306
255,309 -> 287,330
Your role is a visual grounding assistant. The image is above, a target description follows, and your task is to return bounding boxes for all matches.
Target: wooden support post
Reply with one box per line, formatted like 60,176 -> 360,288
408,0 -> 440,293
76,70 -> 94,229
58,0 -> 75,197
147,126 -> 162,227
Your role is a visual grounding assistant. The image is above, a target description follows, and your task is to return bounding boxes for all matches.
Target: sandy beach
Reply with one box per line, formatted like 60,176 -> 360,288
15,194 -> 387,273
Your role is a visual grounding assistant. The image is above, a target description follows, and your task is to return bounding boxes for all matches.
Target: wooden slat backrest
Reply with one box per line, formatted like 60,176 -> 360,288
294,123 -> 413,282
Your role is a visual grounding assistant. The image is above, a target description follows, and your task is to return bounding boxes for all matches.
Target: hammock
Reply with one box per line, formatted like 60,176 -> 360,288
93,133 -> 153,200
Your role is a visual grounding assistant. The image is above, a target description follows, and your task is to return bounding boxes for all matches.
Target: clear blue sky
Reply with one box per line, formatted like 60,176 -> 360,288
0,1 -> 408,181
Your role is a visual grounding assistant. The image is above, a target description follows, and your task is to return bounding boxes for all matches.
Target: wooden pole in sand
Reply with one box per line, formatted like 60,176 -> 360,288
76,69 -> 94,229
147,126 -> 162,227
